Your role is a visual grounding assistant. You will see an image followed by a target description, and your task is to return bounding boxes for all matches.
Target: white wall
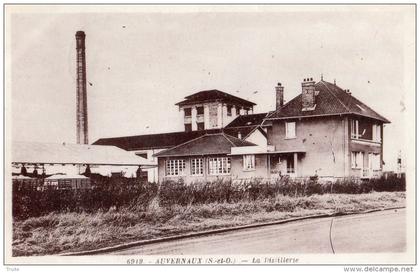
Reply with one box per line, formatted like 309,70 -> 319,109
244,129 -> 267,147
132,148 -> 164,182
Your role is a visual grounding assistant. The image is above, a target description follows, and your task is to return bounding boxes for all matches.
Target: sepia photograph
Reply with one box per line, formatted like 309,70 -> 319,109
3,3 -> 416,267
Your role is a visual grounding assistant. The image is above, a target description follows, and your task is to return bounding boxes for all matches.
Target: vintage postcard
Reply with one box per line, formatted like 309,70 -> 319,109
3,4 -> 416,267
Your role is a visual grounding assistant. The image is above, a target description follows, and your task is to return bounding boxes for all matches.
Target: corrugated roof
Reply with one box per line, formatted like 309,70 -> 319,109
12,142 -> 156,166
154,133 -> 256,157
175,89 -> 256,108
265,80 -> 390,123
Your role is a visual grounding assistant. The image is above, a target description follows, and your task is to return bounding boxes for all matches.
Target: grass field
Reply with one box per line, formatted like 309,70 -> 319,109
12,191 -> 405,256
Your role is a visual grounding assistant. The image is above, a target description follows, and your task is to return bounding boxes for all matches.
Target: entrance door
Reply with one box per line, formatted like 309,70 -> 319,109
286,154 -> 295,175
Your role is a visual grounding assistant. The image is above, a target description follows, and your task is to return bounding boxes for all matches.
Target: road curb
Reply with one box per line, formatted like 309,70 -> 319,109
60,206 -> 405,256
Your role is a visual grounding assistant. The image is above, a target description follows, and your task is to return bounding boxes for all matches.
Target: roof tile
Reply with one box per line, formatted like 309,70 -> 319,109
154,133 -> 255,157
175,89 -> 256,107
266,80 -> 390,123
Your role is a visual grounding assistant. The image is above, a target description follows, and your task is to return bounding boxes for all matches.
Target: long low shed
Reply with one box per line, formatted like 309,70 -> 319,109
11,141 -> 157,177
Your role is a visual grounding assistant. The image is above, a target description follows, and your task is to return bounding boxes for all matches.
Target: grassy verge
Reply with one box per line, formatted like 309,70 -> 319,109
13,191 -> 405,256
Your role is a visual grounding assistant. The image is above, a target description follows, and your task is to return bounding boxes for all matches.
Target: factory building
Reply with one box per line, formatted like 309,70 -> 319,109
96,78 -> 389,182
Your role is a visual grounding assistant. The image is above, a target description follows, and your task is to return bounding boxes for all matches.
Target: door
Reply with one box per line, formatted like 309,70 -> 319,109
286,154 -> 295,176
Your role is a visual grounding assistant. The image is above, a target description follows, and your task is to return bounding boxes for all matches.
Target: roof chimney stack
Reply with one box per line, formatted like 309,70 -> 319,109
301,77 -> 316,111
275,82 -> 284,111
75,31 -> 88,144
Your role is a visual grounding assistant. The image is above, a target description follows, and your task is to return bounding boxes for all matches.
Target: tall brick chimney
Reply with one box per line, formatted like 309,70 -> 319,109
275,82 -> 284,111
75,31 -> 88,144
301,77 -> 316,111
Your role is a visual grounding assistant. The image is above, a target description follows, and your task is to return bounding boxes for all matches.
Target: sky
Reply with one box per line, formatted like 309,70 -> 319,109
7,5 -> 415,171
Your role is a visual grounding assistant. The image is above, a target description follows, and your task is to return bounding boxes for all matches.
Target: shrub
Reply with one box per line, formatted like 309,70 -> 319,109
12,173 -> 405,220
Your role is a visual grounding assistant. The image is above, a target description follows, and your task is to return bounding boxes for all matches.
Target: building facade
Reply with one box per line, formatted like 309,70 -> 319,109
94,90 -> 263,182
94,78 -> 389,183
176,89 -> 256,131
263,79 -> 388,179
154,133 -> 257,183
11,141 -> 156,188
154,78 -> 389,182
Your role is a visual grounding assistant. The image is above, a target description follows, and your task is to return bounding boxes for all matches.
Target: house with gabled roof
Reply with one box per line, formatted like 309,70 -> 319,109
256,78 -> 390,179
94,77 -> 389,182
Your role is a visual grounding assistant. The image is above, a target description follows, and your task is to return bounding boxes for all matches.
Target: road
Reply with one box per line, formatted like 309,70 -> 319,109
109,209 -> 406,255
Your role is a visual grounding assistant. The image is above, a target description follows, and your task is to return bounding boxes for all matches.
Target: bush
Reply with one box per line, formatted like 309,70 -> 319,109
12,173 -> 405,220
12,176 -> 157,220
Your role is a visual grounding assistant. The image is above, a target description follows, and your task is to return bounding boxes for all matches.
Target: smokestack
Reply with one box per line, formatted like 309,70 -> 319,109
75,31 -> 88,144
275,82 -> 284,111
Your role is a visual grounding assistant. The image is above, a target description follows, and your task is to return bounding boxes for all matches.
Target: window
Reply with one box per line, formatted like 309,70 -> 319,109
372,124 -> 381,142
111,172 -> 123,178
58,180 -> 72,190
285,122 -> 296,139
227,105 -> 232,116
197,122 -> 205,131
243,155 -> 255,171
351,152 -> 363,169
184,124 -> 192,132
351,152 -> 356,168
191,158 -> 203,175
135,153 -> 148,159
373,154 -> 381,170
208,157 -> 231,175
236,107 -> 240,115
197,106 -> 204,115
350,119 -> 359,139
166,159 -> 186,176
184,108 -> 191,117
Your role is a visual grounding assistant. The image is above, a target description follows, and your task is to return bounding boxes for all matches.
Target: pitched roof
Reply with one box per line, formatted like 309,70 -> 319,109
93,129 -> 222,151
92,124 -> 264,151
222,126 -> 259,139
265,80 -> 390,123
12,141 -> 155,166
225,113 -> 268,128
154,133 -> 256,157
175,89 -> 256,108
224,112 -> 268,139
